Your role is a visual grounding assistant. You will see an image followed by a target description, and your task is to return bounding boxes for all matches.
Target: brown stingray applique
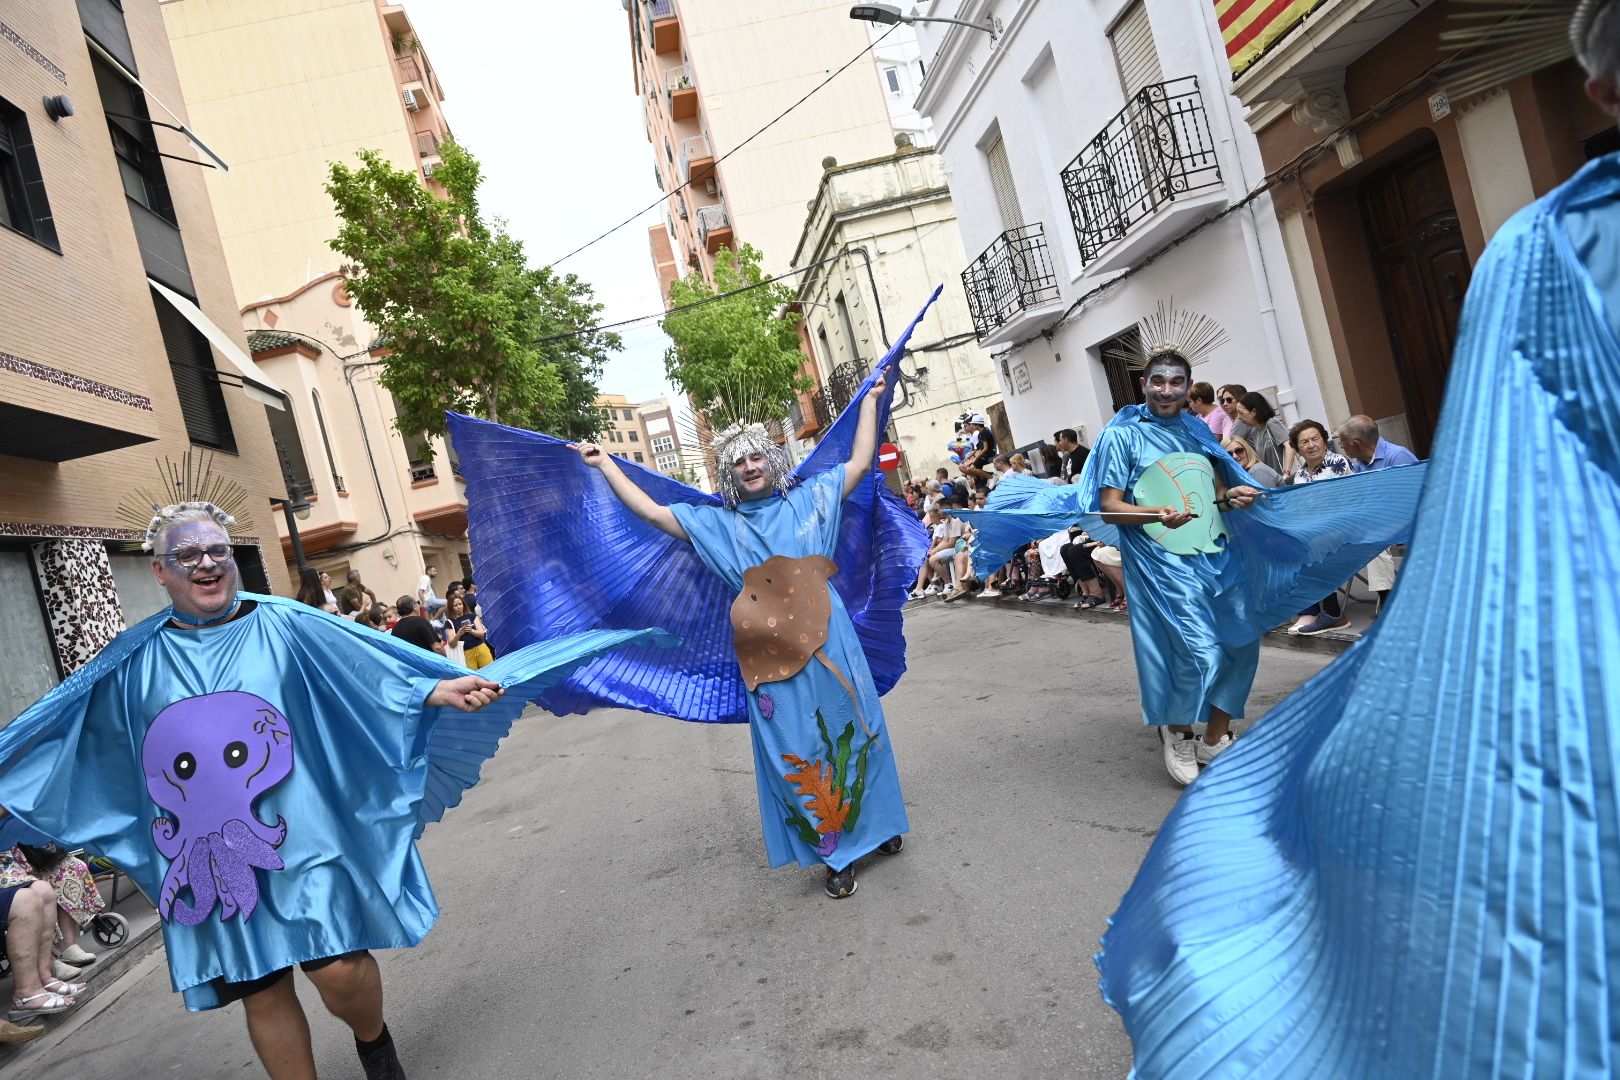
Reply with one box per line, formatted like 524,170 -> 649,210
731,555 -> 872,735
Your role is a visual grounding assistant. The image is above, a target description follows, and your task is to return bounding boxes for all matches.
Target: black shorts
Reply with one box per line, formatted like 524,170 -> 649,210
0,883 -> 28,929
210,950 -> 371,1006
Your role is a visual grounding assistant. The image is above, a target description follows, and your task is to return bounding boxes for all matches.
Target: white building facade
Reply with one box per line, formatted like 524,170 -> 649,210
911,0 -> 1326,449
865,22 -> 937,149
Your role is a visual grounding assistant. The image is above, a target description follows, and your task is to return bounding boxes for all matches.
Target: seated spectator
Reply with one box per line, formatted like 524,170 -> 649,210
960,413 -> 997,491
934,467 -> 960,502
972,490 -> 988,509
1059,525 -> 1110,609
1038,444 -> 1062,478
1233,392 -> 1292,475
390,596 -> 444,653
1288,419 -> 1354,484
0,840 -> 105,969
1336,415 -> 1419,615
334,568 -> 377,620
1054,429 -> 1089,484
942,499 -> 980,602
909,507 -> 956,598
1189,381 -> 1232,439
1224,435 -> 1282,488
1091,545 -> 1128,612
1,877 -> 83,1021
358,602 -> 389,631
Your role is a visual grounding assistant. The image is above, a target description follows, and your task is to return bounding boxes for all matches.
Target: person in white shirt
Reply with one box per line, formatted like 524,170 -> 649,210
416,564 -> 446,614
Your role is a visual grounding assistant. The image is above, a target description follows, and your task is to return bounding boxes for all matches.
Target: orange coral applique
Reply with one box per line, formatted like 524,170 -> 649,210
781,754 -> 851,835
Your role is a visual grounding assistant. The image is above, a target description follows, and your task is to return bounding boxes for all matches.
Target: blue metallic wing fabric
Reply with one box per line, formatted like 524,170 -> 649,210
450,288 -> 938,724
1097,154 -> 1620,1077
0,596 -> 667,1009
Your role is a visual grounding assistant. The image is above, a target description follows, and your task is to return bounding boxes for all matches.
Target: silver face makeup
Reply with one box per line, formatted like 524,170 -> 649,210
1141,359 -> 1191,418
153,520 -> 239,619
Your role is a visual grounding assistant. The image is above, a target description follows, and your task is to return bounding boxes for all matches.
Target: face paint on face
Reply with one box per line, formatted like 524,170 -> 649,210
153,520 -> 239,621
730,452 -> 775,501
1140,359 -> 1191,418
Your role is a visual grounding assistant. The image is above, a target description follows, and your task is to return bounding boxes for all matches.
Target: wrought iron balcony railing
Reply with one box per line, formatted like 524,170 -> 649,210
680,133 -> 712,181
1060,76 -> 1222,265
409,462 -> 437,483
665,64 -> 692,98
648,0 -> 674,17
960,223 -> 1061,341
827,360 -> 864,414
696,202 -> 730,248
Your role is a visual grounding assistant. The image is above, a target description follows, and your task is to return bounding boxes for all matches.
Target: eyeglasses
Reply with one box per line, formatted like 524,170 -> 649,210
1219,396 -> 1235,404
157,544 -> 234,569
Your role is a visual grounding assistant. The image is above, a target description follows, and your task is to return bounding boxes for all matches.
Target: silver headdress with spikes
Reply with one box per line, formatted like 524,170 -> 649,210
1441,0 -> 1617,98
1105,301 -> 1230,372
711,421 -> 794,507
115,451 -> 255,551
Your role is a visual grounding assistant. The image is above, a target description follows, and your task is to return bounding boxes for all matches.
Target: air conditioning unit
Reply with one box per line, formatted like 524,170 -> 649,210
403,89 -> 420,111
422,162 -> 438,179
676,201 -> 688,219
703,178 -> 718,196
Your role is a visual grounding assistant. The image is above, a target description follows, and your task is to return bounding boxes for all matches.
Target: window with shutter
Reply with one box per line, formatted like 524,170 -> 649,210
984,135 -> 1024,233
1109,1 -> 1164,100
152,288 -> 236,452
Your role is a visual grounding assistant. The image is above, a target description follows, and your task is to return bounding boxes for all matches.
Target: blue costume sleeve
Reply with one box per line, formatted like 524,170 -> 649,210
1095,153 -> 1620,1078
450,289 -> 940,724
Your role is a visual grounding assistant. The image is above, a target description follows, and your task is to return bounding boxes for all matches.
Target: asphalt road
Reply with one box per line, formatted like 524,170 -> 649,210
34,603 -> 1332,1080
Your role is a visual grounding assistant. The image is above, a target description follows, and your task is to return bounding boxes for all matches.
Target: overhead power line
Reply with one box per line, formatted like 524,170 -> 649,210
548,25 -> 898,268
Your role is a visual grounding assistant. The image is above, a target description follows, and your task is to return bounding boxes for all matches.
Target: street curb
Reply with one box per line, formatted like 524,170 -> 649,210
906,593 -> 1358,655
1,917 -> 163,1070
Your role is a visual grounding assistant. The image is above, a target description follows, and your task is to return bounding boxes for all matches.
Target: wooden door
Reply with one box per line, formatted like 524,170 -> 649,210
1359,145 -> 1471,456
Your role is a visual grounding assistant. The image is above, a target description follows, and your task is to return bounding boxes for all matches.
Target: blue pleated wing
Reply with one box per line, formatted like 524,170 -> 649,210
451,288 -> 940,724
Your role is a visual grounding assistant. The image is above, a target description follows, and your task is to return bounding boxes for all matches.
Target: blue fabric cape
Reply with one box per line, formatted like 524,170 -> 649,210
448,289 -> 940,724
0,595 -> 670,1009
1095,154 -> 1620,1077
955,405 -> 1428,643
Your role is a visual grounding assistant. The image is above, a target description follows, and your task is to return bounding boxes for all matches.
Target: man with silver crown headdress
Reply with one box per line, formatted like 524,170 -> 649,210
0,457 -> 666,1079
1092,5 -> 1620,1077
1072,305 -> 1266,787
572,374 -> 909,900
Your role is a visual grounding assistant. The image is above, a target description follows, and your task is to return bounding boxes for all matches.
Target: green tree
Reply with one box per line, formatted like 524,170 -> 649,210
662,244 -> 808,428
327,142 -> 616,440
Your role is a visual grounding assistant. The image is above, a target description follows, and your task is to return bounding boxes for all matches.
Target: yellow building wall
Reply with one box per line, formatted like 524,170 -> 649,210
162,0 -> 418,305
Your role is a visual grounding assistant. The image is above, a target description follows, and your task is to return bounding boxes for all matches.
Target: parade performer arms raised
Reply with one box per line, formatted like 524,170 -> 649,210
0,463 -> 668,1080
572,373 -> 908,900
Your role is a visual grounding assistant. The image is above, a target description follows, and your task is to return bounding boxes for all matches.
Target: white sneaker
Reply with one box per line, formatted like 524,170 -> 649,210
908,589 -> 924,600
980,587 -> 1002,598
1162,730 -> 1199,786
1195,732 -> 1234,766
923,584 -> 941,595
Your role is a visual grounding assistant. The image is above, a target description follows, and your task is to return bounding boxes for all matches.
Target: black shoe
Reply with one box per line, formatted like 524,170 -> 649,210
358,1032 -> 406,1080
824,865 -> 857,899
877,835 -> 904,855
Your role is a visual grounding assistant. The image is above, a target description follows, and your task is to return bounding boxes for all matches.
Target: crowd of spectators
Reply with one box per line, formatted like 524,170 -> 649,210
288,565 -> 494,665
904,403 -> 1419,636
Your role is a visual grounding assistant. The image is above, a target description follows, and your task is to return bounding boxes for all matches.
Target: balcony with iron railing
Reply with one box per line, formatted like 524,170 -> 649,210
961,223 -> 1063,345
680,133 -> 714,184
415,130 -> 440,162
696,202 -> 733,254
646,0 -> 680,54
666,64 -> 696,121
1060,76 -> 1225,275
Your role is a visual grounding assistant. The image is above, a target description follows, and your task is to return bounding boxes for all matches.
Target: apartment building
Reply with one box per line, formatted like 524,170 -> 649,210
628,0 -> 912,297
912,0 -> 1327,453
597,392 -> 652,467
787,147 -> 1000,480
639,396 -> 704,484
162,0 -> 469,597
1216,0 -> 1615,455
0,0 -> 290,722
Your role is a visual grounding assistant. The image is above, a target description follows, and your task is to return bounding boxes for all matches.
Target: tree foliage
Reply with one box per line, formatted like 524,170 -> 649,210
662,244 -> 809,429
326,142 -> 616,440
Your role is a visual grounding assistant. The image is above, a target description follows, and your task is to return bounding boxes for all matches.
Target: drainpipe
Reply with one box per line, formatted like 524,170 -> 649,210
1191,26 -> 1301,422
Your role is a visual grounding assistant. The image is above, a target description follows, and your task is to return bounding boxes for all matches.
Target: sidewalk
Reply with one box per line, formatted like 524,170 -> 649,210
1,879 -> 163,1070
909,587 -> 1374,654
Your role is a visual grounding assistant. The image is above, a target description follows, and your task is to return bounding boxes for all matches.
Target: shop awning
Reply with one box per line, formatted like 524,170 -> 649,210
149,278 -> 285,410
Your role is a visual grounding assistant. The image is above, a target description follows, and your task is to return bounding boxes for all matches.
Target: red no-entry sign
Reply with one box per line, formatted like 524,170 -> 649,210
877,443 -> 901,472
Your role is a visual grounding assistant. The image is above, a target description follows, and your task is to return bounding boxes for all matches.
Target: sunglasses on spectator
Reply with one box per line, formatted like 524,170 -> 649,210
1219,396 -> 1235,404
158,544 -> 234,569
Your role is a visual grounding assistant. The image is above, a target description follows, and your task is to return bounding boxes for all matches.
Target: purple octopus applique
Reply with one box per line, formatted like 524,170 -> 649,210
142,692 -> 293,926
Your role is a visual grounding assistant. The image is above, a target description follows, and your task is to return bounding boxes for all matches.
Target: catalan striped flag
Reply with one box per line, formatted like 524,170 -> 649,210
1217,0 -> 1325,75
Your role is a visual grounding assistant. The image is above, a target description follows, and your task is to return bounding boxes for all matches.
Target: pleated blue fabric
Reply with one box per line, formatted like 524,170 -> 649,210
450,288 -> 940,724
0,595 -> 670,1009
1097,153 -> 1620,1077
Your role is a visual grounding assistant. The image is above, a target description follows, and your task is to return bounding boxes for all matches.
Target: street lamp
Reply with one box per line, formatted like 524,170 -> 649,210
272,481 -> 313,573
849,4 -> 1001,36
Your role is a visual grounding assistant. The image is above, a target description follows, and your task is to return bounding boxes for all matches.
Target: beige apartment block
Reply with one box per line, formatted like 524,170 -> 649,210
596,392 -> 654,469
629,0 -> 900,291
788,148 -> 1000,482
163,0 -> 453,307
638,396 -> 706,485
242,274 -> 470,609
0,0 -> 292,722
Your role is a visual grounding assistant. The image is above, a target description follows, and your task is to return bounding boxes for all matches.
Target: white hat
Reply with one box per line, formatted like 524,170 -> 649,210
967,413 -> 988,426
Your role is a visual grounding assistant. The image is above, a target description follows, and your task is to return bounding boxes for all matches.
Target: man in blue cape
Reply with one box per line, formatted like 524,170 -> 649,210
1094,4 -> 1620,1075
0,480 -> 665,1080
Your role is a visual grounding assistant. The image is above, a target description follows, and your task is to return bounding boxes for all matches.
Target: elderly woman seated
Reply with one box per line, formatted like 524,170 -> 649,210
0,807 -> 106,971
